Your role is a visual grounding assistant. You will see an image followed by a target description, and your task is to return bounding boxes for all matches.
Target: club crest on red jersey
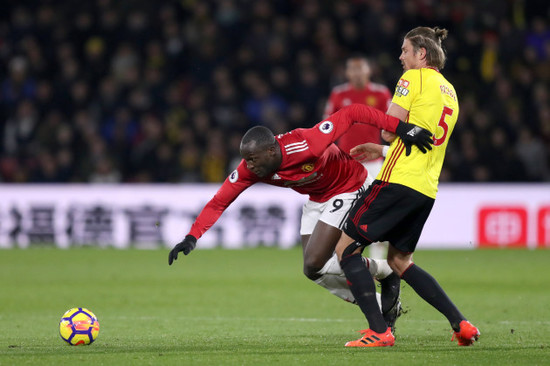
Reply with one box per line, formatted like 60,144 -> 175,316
319,121 -> 334,134
229,170 -> 238,183
302,163 -> 314,172
366,95 -> 377,106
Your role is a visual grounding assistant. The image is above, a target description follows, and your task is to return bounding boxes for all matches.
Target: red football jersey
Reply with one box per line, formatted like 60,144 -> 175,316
324,82 -> 392,154
188,104 -> 400,239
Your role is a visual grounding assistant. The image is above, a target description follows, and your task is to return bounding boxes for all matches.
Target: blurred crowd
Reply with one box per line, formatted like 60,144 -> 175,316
1,0 -> 549,183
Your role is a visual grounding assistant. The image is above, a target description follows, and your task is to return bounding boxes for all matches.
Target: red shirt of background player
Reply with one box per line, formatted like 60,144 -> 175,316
324,82 -> 392,154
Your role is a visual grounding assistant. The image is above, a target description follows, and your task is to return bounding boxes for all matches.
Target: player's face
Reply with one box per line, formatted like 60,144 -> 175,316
399,38 -> 424,71
241,144 -> 278,178
345,59 -> 370,87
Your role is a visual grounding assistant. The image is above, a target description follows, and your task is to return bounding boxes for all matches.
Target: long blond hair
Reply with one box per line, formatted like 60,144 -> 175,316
405,27 -> 448,70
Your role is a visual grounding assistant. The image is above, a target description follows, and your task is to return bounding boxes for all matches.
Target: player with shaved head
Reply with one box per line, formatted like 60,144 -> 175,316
169,103 -> 433,332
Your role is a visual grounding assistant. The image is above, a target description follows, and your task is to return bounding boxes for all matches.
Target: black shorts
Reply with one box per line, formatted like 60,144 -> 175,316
343,180 -> 435,253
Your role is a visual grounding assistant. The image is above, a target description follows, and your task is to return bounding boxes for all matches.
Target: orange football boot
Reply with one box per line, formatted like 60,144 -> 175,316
451,320 -> 480,346
345,327 -> 395,347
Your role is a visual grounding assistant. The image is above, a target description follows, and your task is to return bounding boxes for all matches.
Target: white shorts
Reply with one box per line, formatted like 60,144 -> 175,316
300,175 -> 373,236
362,158 -> 384,182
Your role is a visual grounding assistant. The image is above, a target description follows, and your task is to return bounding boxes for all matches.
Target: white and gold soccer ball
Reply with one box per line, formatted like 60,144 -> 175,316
59,308 -> 100,345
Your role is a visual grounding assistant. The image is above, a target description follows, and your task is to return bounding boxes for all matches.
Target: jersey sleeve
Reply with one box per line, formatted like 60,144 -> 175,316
391,69 -> 420,111
188,160 -> 257,239
305,103 -> 400,156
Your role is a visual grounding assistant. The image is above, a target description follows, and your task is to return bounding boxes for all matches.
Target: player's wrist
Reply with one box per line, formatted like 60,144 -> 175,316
395,120 -> 408,137
185,235 -> 197,244
382,146 -> 389,157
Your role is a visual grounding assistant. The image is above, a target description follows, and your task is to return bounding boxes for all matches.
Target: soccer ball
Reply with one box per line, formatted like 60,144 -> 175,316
59,308 -> 100,346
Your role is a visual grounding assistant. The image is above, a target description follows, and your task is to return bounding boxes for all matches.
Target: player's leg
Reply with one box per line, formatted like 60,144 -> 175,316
336,232 -> 394,347
368,241 -> 388,259
302,230 -> 355,303
304,219 -> 389,305
388,246 -> 465,325
385,191 -> 480,345
303,220 -> 358,304
302,220 -> 341,280
337,181 -> 425,346
300,199 -> 332,280
301,185 -> 393,304
300,200 -> 358,302
388,245 -> 479,345
309,177 -> 392,281
378,266 -> 401,333
300,234 -> 310,258
361,159 -> 388,260
304,221 -> 392,280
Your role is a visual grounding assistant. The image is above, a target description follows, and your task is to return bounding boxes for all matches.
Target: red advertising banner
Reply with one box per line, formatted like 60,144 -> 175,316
538,206 -> 550,248
478,207 -> 528,248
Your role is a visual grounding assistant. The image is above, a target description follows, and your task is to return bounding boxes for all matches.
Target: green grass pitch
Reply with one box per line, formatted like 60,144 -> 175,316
1,247 -> 549,365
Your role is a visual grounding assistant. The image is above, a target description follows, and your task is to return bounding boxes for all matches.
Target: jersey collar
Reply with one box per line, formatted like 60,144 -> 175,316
426,66 -> 440,73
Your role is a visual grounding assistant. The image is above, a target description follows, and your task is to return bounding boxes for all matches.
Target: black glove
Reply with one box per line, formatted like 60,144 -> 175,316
395,121 -> 434,156
168,235 -> 197,265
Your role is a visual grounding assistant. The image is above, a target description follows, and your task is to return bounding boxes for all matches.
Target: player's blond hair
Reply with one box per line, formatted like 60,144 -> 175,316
405,27 -> 448,70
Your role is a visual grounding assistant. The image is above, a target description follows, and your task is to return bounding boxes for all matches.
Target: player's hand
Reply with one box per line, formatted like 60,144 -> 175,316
350,143 -> 383,163
395,121 -> 433,156
381,130 -> 397,143
168,235 -> 197,265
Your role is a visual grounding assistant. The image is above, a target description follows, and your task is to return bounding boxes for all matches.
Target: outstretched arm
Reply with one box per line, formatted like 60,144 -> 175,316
169,161 -> 255,264
307,104 -> 401,156
315,104 -> 432,157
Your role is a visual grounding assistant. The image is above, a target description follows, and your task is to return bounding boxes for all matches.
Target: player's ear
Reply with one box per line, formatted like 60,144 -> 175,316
267,144 -> 277,155
419,47 -> 427,60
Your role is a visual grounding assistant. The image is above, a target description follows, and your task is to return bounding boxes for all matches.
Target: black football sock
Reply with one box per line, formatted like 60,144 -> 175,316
379,272 -> 401,314
340,254 -> 387,333
401,263 -> 465,331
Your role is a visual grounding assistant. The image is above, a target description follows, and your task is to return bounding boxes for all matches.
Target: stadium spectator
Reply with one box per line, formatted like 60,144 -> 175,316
0,1 -> 548,183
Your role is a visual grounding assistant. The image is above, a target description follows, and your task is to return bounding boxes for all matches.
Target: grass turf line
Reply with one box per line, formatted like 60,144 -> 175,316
0,247 -> 549,365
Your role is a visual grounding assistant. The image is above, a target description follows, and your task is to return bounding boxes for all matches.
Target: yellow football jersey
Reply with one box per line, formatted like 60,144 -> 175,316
378,68 -> 459,198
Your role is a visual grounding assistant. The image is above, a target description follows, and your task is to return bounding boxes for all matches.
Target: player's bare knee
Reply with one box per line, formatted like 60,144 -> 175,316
303,265 -> 322,280
386,258 -> 401,276
303,257 -> 323,280
341,241 -> 363,260
387,256 -> 408,277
